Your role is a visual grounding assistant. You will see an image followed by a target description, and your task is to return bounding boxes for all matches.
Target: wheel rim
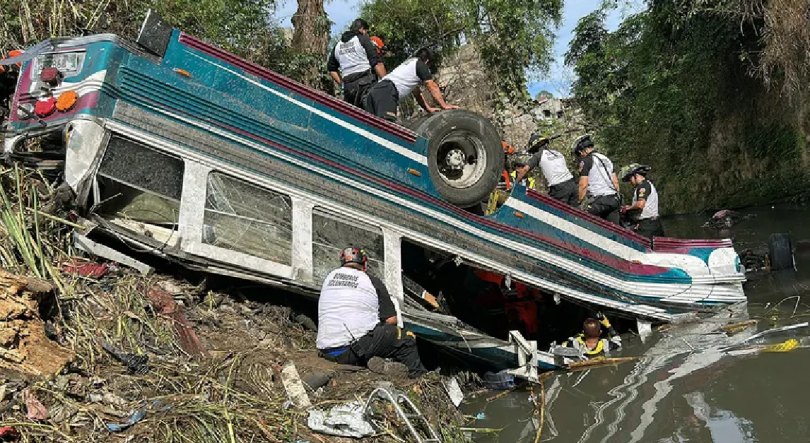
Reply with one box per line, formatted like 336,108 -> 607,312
435,131 -> 488,189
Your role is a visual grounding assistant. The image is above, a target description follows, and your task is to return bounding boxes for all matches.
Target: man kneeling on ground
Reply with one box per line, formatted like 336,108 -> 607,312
316,246 -> 427,378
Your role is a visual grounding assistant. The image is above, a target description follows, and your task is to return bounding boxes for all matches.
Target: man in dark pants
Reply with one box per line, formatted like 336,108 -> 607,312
513,134 -> 578,206
572,134 -> 621,225
620,163 -> 665,239
327,19 -> 387,107
316,246 -> 427,378
364,47 -> 457,122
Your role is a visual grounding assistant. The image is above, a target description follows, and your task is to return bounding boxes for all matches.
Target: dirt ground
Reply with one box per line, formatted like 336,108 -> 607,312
0,267 -> 473,443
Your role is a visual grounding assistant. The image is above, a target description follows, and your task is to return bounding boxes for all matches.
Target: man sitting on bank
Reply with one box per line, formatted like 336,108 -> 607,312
364,47 -> 457,121
316,246 -> 427,378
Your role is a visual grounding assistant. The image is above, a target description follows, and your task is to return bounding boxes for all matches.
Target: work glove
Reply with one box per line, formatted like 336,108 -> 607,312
596,312 -> 611,329
596,312 -> 617,336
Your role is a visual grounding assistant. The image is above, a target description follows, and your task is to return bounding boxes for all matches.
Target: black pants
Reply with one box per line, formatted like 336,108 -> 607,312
588,194 -> 621,225
343,71 -> 375,107
364,80 -> 399,122
321,323 -> 427,377
548,178 -> 578,206
632,218 -> 665,240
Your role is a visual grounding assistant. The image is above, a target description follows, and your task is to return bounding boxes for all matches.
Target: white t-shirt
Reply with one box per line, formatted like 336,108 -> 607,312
633,179 -> 660,219
528,149 -> 573,187
382,58 -> 433,100
578,152 -> 617,197
316,267 -> 391,349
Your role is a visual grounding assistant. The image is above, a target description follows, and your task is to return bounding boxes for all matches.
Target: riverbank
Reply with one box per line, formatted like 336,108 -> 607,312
0,266 -> 471,442
0,167 -> 471,442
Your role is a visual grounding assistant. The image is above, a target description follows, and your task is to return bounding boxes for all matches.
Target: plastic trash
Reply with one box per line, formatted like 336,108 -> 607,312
281,362 -> 312,408
101,340 -> 149,375
0,426 -> 20,441
482,370 -> 517,390
307,401 -> 375,438
443,377 -> 464,407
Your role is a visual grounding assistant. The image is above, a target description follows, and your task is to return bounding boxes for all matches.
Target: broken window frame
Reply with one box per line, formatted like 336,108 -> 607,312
311,208 -> 387,285
201,171 -> 294,266
175,161 -> 298,280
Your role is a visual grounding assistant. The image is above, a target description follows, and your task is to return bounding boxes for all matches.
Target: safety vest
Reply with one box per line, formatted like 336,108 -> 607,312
564,334 -> 610,357
510,170 -> 536,190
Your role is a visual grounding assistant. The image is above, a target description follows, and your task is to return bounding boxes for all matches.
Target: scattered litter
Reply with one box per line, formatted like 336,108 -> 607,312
22,389 -> 48,420
720,320 -> 757,336
476,412 -> 486,420
101,340 -> 149,375
89,392 -> 126,407
73,233 -> 153,275
106,409 -> 147,432
482,369 -> 517,390
0,426 -> 20,441
61,260 -> 110,278
146,286 -> 208,358
302,371 -> 333,392
443,377 -> 464,407
281,362 -> 311,409
307,401 -> 375,438
762,338 -> 800,353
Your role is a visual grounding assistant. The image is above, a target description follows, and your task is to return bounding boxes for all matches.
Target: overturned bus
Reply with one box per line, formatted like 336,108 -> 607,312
0,12 -> 746,372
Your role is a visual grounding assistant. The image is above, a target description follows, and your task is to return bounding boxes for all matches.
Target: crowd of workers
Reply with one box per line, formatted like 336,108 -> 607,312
320,18 -> 663,375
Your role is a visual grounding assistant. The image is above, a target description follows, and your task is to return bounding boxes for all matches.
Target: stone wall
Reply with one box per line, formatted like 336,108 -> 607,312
435,44 -> 581,150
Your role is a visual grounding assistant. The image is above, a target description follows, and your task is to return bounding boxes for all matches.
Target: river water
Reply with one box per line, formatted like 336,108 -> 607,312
462,204 -> 810,443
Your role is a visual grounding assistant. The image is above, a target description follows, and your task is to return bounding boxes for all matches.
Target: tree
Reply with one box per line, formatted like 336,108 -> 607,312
564,0 -> 809,214
290,0 -> 332,87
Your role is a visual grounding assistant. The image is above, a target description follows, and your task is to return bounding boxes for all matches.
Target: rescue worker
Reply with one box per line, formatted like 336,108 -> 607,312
562,314 -> 621,358
327,19 -> 387,107
364,47 -> 457,122
510,155 -> 537,190
513,134 -> 577,205
620,163 -> 665,239
316,246 -> 427,378
572,134 -> 621,224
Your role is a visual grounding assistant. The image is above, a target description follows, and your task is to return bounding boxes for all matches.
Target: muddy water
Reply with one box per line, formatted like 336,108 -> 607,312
463,204 -> 810,443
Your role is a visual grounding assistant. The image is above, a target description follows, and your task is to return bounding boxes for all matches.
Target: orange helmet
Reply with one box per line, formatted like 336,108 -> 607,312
370,36 -> 385,54
0,49 -> 24,73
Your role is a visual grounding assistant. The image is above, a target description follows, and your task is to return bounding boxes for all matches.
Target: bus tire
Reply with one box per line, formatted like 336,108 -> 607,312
413,110 -> 504,208
768,232 -> 794,271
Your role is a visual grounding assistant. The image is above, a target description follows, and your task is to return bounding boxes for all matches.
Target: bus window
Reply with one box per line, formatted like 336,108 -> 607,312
96,136 -> 183,225
202,172 -> 293,265
312,209 -> 384,283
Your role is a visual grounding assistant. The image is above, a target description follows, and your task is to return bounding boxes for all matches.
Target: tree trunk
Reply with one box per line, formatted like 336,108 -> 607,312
290,0 -> 331,88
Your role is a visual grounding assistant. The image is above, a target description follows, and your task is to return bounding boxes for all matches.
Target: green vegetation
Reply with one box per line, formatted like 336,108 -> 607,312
360,0 -> 563,104
566,0 -> 810,214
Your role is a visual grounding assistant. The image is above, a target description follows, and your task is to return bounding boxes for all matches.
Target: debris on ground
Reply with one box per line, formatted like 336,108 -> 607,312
308,401 -> 376,438
0,269 -> 74,376
0,166 -> 472,442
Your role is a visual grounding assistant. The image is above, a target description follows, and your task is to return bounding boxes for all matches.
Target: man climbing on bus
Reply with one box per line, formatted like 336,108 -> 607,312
620,163 -> 665,239
364,47 -> 457,121
561,314 -> 621,359
573,134 -> 621,224
327,18 -> 387,107
316,246 -> 427,378
513,134 -> 577,205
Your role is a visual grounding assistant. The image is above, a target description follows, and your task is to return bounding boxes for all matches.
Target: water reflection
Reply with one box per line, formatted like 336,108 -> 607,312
462,204 -> 810,443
